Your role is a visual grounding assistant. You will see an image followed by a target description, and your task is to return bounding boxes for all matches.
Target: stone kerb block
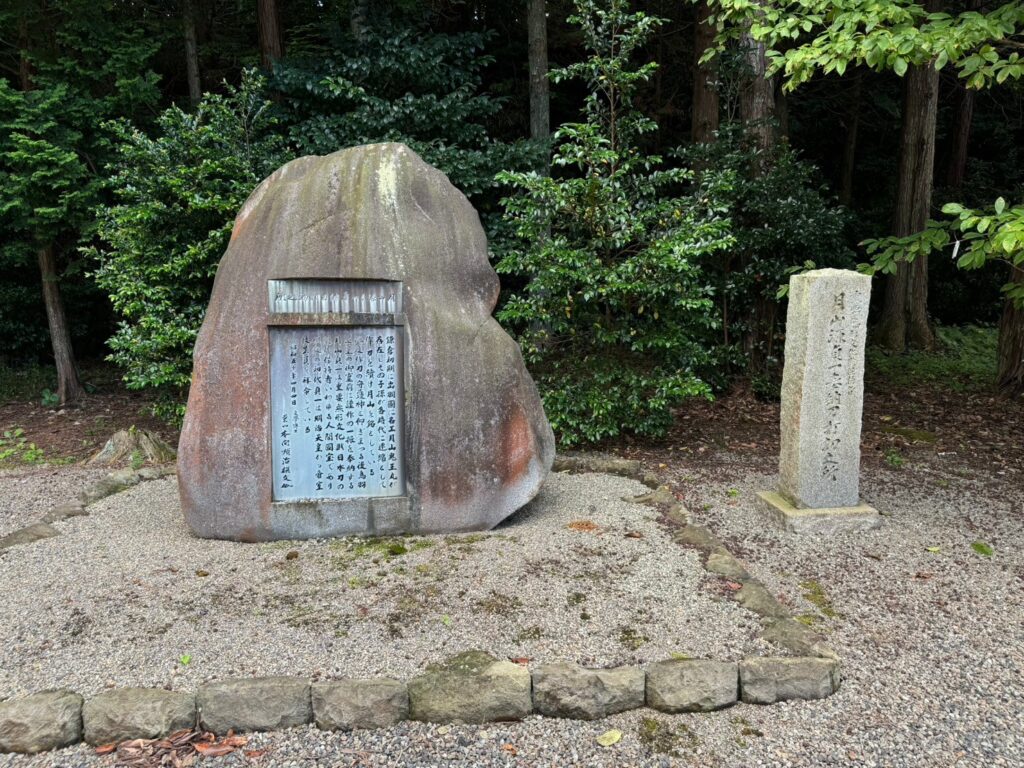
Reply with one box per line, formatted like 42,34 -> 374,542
83,688 -> 195,746
407,651 -> 532,724
532,663 -> 644,720
645,659 -> 738,713
0,691 -> 83,754
739,657 -> 841,704
312,679 -> 408,730
761,268 -> 880,533
178,142 -> 554,542
197,677 -> 311,735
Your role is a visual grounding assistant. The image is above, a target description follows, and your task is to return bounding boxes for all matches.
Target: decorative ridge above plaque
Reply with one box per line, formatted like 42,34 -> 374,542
268,279 -> 402,315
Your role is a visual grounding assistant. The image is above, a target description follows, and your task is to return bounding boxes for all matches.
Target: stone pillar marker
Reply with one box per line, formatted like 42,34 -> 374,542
757,268 -> 880,533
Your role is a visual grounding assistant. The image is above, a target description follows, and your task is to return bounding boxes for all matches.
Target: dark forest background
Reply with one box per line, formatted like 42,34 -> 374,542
1,0 -> 1021,444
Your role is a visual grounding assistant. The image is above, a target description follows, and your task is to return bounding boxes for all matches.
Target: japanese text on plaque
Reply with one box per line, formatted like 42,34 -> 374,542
270,326 -> 404,500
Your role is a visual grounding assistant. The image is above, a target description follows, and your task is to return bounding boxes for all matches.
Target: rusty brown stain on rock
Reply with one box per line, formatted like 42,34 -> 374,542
498,401 -> 534,487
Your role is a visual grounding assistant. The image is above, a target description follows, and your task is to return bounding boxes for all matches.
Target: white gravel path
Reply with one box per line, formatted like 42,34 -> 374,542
2,459 -> 1022,767
0,471 -> 760,699
0,466 -> 108,537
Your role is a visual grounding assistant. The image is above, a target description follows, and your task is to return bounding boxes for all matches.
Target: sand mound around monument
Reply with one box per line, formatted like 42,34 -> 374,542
0,472 -> 764,698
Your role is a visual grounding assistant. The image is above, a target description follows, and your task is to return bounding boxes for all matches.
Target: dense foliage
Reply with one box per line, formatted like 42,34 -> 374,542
2,0 -> 1023,432
90,75 -> 289,421
273,20 -> 540,208
497,0 -> 733,445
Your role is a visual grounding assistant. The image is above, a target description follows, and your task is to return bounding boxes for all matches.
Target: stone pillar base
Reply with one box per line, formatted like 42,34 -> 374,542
756,491 -> 880,534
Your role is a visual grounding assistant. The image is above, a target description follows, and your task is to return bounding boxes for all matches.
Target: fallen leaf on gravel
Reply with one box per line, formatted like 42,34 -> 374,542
436,725 -> 451,735
914,572 -> 934,580
244,749 -> 269,758
194,742 -> 236,756
624,530 -> 644,539
596,729 -> 622,747
925,546 -> 941,553
195,570 -> 210,577
971,541 -> 994,557
94,744 -> 116,755
502,744 -> 518,755
568,520 -> 602,533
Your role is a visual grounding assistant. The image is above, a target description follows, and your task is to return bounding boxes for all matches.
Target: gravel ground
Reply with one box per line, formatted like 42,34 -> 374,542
2,460 -> 1022,767
0,470 -> 760,696
0,465 -> 108,537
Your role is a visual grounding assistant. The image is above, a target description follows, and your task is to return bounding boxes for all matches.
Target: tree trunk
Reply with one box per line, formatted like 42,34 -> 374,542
350,0 -> 370,41
739,2 -> 775,157
37,244 -> 84,405
257,0 -> 283,68
18,20 -> 84,406
527,0 -> 550,169
691,1 -> 719,143
774,83 -> 789,141
997,266 -> 1024,397
877,56 -> 939,351
839,75 -> 862,206
944,80 -> 974,189
182,0 -> 202,105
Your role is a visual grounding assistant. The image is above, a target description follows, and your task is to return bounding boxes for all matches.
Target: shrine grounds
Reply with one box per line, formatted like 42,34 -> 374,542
1,446 -> 1022,766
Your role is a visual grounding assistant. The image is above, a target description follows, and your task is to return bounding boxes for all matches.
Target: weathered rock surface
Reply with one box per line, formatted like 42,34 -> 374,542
0,690 -> 83,754
197,677 -> 311,734
761,618 -> 839,661
41,502 -> 87,524
532,663 -> 644,720
645,659 -> 738,713
79,473 -> 136,506
407,651 -> 531,724
0,523 -> 59,551
312,679 -> 408,730
736,582 -> 790,618
740,657 -> 841,704
83,689 -> 194,745
706,551 -> 751,581
179,143 -> 554,540
551,455 -> 640,478
778,268 -> 871,509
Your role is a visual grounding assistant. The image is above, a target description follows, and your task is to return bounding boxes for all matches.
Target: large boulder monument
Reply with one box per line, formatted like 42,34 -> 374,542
178,143 -> 554,541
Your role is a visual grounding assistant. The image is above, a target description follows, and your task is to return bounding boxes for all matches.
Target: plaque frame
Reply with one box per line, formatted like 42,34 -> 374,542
264,278 -> 412,536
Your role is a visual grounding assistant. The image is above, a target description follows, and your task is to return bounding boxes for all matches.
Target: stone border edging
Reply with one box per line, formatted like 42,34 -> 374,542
553,454 -> 840,661
0,453 -> 843,756
0,464 -> 176,552
0,653 -> 840,755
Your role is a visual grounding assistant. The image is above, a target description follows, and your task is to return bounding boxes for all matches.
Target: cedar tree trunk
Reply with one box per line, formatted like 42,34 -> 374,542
691,1 -> 719,143
183,0 -> 201,105
877,57 -> 939,351
257,0 -> 283,68
37,244 -> 85,405
997,266 -> 1024,397
527,0 -> 550,169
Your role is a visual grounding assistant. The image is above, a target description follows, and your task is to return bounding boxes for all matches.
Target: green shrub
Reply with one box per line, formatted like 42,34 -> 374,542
496,0 -> 733,446
89,72 -> 289,422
